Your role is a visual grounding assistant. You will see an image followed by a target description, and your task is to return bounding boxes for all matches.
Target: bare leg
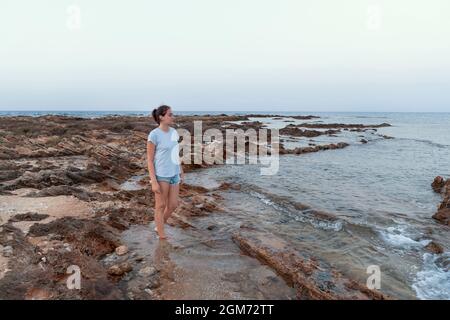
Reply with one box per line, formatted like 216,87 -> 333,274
163,183 -> 180,223
154,181 -> 170,239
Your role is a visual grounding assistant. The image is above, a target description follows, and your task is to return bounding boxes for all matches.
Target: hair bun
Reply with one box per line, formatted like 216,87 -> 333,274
151,105 -> 171,124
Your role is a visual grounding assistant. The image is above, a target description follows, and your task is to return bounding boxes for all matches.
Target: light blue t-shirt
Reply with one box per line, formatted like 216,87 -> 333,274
147,127 -> 181,177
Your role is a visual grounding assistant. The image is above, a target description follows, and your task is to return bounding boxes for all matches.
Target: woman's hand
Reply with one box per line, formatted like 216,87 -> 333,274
151,180 -> 161,194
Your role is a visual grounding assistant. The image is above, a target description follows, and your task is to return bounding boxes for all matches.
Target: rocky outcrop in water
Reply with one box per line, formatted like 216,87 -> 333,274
425,241 -> 444,254
232,228 -> 389,300
245,114 -> 320,120
294,122 -> 391,129
280,125 -> 340,137
279,142 -> 349,155
432,176 -> 446,193
431,176 -> 450,226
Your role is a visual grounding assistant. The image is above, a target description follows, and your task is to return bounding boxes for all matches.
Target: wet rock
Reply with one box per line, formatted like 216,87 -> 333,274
108,262 -> 133,276
64,165 -> 111,184
232,230 -> 389,300
146,277 -> 161,289
0,166 -> 110,191
280,125 -> 340,138
289,122 -> 391,129
115,245 -> 128,256
49,233 -> 64,241
1,245 -> 13,257
432,208 -> 450,226
99,179 -> 122,191
139,266 -> 158,277
103,252 -> 120,265
25,288 -> 53,300
239,223 -> 258,230
0,224 -> 124,299
144,288 -> 155,297
432,176 -> 445,193
0,170 -> 21,182
425,241 -> 444,254
191,195 -> 220,212
431,177 -> 450,225
218,182 -> 241,190
280,142 -> 349,155
9,212 -> 49,222
290,115 -> 320,120
25,185 -> 93,201
0,170 -> 68,190
96,206 -> 153,230
28,217 -> 120,258
240,121 -> 265,128
85,145 -> 140,179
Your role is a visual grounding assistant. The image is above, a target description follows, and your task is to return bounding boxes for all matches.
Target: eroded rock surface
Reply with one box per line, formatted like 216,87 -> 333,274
431,176 -> 450,226
232,229 -> 389,300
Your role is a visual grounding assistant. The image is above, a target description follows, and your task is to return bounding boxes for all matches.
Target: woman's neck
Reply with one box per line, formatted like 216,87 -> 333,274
159,123 -> 170,132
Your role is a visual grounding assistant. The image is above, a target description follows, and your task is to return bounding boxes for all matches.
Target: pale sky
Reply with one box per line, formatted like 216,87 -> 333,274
1,0 -> 449,111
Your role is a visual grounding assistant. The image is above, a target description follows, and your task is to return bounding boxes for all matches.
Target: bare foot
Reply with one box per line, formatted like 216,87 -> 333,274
154,226 -> 167,239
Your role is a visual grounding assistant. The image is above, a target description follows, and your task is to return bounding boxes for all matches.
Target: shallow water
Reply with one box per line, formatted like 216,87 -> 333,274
121,222 -> 297,299
119,175 -> 148,191
185,112 -> 450,300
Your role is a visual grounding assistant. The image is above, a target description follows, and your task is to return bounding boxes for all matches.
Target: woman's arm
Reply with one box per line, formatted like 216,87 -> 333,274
147,141 -> 161,193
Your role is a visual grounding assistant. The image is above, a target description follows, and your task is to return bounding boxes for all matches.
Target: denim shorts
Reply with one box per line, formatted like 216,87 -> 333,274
156,173 -> 180,185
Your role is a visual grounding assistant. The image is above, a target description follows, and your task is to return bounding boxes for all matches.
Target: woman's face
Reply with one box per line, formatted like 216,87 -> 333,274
160,108 -> 174,125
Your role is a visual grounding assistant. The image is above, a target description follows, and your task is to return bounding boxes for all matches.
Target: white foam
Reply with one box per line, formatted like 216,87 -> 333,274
379,226 -> 431,248
309,219 -> 343,232
412,253 -> 450,300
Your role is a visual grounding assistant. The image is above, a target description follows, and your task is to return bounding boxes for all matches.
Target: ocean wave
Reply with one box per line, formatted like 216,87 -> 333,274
378,226 -> 431,248
306,218 -> 343,232
412,252 -> 450,300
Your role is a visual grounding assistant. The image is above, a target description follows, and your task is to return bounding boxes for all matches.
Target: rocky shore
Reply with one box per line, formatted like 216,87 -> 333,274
0,114 -> 390,299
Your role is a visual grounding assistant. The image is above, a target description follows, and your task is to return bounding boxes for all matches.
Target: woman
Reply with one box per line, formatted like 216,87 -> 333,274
147,105 -> 184,240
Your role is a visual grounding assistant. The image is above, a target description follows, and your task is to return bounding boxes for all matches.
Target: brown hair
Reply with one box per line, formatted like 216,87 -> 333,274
152,105 -> 171,124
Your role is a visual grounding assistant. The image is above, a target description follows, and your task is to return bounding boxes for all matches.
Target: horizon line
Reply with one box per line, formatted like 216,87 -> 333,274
1,109 -> 450,114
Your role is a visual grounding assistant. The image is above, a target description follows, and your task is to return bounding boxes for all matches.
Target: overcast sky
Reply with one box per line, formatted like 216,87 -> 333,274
1,0 -> 449,112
